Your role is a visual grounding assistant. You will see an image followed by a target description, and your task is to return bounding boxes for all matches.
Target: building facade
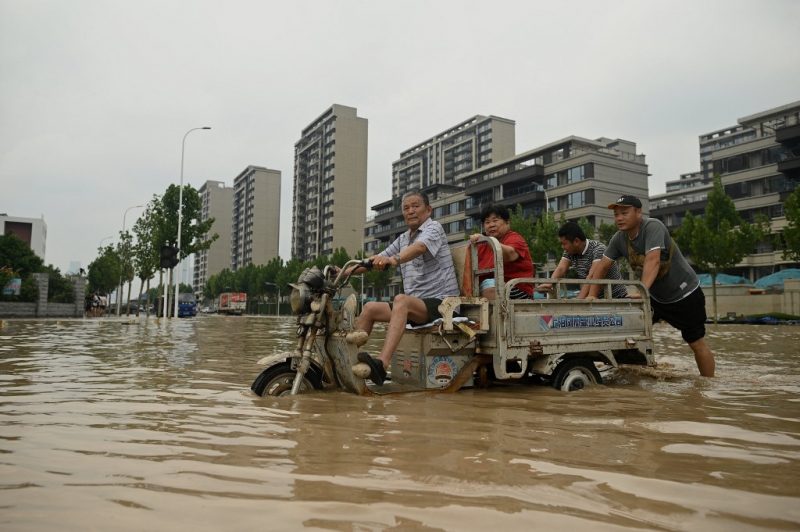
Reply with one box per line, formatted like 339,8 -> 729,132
193,180 -> 233,295
649,172 -> 712,232
651,100 -> 800,280
392,115 -> 515,199
460,136 -> 648,227
291,104 -> 368,261
232,166 -> 281,271
1,214 -> 47,260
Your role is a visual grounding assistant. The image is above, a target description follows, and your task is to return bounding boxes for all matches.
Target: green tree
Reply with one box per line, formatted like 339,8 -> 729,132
676,175 -> 766,322
87,245 -> 121,295
530,211 -> 563,276
0,234 -> 47,302
132,201 -> 161,316
577,217 -> 596,240
0,233 -> 44,278
44,265 -> 74,303
115,230 -> 135,314
783,186 -> 800,261
160,184 -> 217,262
597,220 -> 617,244
509,204 -> 535,250
329,247 -> 351,267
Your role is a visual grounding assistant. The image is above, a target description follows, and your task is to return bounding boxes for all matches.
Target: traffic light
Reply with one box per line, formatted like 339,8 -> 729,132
160,245 -> 179,269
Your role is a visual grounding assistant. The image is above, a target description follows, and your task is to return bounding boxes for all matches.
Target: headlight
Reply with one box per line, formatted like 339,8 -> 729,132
289,284 -> 312,314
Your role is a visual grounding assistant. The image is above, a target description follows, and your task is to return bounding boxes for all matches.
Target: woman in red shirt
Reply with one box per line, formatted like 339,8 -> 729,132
468,204 -> 535,299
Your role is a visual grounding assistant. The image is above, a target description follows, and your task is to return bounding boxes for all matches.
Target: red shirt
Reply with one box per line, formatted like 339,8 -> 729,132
477,230 -> 534,296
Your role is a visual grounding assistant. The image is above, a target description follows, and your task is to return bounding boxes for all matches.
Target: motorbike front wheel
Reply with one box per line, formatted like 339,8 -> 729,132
251,361 -> 323,397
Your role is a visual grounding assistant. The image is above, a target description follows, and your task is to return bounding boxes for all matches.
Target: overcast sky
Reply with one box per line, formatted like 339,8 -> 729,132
2,0 -> 799,273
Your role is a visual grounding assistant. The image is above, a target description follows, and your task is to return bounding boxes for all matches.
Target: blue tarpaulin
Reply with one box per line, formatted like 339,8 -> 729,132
697,273 -> 752,286
754,269 -> 800,290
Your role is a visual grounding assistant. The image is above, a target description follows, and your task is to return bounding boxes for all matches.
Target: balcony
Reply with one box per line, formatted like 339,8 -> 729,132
464,163 -> 544,195
776,121 -> 800,144
777,155 -> 800,175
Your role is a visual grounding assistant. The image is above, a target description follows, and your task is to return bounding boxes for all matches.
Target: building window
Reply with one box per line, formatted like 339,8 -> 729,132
567,165 -> 585,184
567,191 -> 586,209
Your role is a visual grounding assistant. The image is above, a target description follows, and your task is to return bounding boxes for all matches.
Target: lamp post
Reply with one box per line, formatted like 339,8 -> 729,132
116,204 -> 144,316
98,235 -> 114,248
540,182 -> 550,214
173,126 -> 211,318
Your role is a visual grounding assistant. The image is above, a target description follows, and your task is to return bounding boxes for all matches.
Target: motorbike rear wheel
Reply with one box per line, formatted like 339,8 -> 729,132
251,361 -> 323,397
552,357 -> 602,392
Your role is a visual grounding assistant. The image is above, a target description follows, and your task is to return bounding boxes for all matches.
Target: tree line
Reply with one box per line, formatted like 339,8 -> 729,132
65,176 -> 800,319
202,248 -> 394,312
85,183 -> 216,314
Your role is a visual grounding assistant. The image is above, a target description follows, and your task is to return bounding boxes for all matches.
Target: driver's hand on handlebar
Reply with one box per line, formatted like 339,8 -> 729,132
370,255 -> 393,270
468,233 -> 483,244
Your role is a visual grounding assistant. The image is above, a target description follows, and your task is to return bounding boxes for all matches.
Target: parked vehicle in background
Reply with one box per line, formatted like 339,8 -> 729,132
219,292 -> 247,315
178,293 -> 198,318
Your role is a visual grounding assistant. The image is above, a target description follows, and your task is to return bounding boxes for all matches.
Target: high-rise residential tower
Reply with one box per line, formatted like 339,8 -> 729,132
193,180 -> 233,295
291,104 -> 368,261
232,165 -> 281,270
392,115 -> 515,199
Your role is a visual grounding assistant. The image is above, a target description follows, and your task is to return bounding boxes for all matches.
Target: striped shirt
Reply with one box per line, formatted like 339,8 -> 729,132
562,240 -> 628,299
380,217 -> 460,300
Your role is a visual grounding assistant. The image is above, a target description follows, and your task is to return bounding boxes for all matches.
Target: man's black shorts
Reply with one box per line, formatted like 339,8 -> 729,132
389,297 -> 443,326
650,287 -> 707,344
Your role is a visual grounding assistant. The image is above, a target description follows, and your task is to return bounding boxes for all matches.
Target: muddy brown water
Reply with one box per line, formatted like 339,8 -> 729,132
1,316 -> 798,531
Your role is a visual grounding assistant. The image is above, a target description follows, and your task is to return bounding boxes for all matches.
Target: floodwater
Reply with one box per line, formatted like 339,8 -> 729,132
1,316 -> 799,531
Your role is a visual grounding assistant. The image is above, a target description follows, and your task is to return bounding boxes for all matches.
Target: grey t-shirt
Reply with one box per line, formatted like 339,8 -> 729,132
604,217 -> 699,304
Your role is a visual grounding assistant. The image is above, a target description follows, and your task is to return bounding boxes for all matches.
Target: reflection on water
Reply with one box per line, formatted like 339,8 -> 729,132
1,317 -> 799,530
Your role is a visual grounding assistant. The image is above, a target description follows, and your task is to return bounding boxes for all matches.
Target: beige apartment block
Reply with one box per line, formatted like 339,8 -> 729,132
232,166 -> 281,270
292,104 -> 368,261
193,180 -> 233,295
392,115 -> 515,199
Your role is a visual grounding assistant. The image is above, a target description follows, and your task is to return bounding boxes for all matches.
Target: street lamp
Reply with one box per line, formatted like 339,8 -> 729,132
172,126 -> 211,318
98,235 -> 114,249
540,182 -> 550,214
116,204 -> 144,316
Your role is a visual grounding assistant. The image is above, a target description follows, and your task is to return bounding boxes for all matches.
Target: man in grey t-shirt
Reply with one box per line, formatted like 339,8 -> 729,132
592,195 -> 715,377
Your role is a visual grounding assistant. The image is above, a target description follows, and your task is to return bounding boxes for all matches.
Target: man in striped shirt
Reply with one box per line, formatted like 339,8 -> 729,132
539,221 -> 628,299
354,190 -> 459,385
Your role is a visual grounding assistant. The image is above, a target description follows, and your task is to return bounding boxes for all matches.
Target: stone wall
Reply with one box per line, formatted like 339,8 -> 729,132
704,279 -> 800,318
0,274 -> 86,318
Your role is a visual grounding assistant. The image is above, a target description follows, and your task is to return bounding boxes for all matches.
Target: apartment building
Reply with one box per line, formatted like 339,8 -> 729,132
651,100 -> 800,280
392,115 -> 515,199
649,172 -> 712,234
0,214 -> 47,260
291,104 -> 368,261
232,166 -> 281,271
460,136 -> 649,227
193,180 -> 233,295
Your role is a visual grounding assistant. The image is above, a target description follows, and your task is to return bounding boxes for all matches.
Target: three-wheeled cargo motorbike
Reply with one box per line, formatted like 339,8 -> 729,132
251,237 -> 656,397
